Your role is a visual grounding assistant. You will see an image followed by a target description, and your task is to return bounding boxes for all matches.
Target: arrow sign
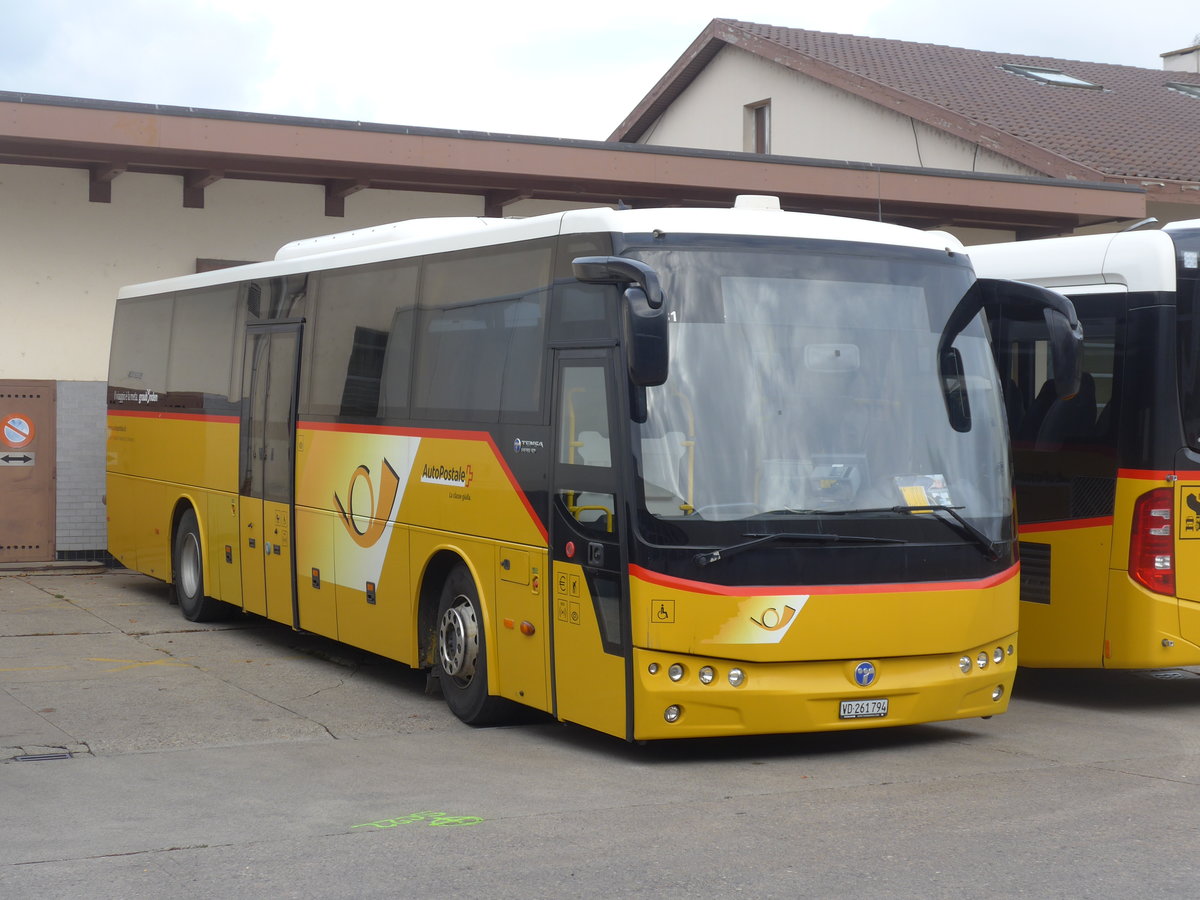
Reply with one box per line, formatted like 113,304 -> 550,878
0,452 -> 35,466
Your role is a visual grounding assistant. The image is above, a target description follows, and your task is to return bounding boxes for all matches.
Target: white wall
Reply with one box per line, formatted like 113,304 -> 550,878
638,46 -> 1041,179
0,164 -> 485,382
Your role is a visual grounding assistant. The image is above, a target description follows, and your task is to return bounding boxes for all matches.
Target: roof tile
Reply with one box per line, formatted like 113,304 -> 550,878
728,20 -> 1200,183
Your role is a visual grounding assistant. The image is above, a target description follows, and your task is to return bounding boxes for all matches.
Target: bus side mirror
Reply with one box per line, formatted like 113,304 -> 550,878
1041,304 -> 1084,399
974,278 -> 1083,399
573,256 -> 669,387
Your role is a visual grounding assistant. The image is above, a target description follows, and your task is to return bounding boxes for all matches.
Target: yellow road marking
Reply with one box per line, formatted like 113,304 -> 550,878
86,657 -> 190,672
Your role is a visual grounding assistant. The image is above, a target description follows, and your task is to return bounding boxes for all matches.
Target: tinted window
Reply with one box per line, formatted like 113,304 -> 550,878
110,295 -> 172,395
307,262 -> 418,419
1173,229 -> 1200,447
168,286 -> 240,404
413,240 -> 552,421
992,294 -> 1121,522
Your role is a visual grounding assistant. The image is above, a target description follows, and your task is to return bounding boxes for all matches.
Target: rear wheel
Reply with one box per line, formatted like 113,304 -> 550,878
173,509 -> 230,622
435,564 -> 512,725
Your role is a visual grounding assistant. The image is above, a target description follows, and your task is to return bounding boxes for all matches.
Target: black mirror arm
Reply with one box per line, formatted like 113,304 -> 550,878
572,256 -> 663,308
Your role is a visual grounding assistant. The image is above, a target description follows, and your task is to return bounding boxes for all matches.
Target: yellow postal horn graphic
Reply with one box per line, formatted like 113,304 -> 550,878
334,459 -> 400,548
751,604 -> 798,631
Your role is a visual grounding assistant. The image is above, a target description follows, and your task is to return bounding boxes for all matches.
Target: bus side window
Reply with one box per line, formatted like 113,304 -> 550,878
559,368 -> 611,468
1004,308 -> 1117,451
307,261 -> 418,421
558,364 -> 616,534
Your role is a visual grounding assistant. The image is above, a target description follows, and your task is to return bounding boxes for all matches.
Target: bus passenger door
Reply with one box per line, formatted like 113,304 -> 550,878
239,323 -> 301,627
549,352 -> 630,739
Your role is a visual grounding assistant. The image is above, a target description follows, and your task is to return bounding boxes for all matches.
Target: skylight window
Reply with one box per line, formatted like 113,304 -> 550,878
1001,64 -> 1101,89
1167,82 -> 1200,99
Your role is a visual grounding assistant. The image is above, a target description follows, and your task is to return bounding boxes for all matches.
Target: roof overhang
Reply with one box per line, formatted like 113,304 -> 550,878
0,91 -> 1144,233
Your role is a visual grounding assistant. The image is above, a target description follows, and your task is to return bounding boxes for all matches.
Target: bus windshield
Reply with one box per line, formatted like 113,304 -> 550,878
629,243 -> 1011,540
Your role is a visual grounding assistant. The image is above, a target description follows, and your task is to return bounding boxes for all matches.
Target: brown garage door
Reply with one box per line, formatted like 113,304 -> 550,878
0,381 -> 56,563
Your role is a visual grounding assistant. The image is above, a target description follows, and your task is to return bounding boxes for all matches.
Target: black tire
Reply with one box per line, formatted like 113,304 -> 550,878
435,564 -> 512,726
172,509 -> 229,622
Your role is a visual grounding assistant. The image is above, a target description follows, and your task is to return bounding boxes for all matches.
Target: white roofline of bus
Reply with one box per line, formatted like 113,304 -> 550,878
969,223 -> 1200,294
117,203 -> 965,300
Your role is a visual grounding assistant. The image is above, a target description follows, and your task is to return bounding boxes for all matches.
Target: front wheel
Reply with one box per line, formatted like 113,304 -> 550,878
435,564 -> 513,726
173,509 -> 230,622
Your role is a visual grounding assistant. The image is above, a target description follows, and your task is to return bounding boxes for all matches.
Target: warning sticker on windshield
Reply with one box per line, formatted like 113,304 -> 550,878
894,474 -> 951,507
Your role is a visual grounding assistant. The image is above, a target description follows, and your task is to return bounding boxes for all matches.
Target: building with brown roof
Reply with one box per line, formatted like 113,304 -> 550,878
613,19 -> 1200,235
0,63 -> 1151,563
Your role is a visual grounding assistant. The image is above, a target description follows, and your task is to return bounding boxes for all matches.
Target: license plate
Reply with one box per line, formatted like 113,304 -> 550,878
839,698 -> 889,719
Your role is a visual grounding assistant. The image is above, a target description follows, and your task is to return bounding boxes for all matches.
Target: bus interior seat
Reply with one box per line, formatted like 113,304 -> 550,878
1035,372 -> 1096,448
1016,379 -> 1059,442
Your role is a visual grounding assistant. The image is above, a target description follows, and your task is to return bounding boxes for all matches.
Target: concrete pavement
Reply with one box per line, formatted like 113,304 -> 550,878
3,571 -> 1200,898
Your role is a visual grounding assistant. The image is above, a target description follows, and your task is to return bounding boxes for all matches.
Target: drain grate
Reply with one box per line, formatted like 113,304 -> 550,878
13,752 -> 74,761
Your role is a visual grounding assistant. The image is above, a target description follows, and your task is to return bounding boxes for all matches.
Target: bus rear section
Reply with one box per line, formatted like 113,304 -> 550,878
107,201 -> 1080,740
974,222 -> 1200,668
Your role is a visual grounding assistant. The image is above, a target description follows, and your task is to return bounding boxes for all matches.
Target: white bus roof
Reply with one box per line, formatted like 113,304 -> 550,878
118,197 -> 965,300
969,221 -> 1200,294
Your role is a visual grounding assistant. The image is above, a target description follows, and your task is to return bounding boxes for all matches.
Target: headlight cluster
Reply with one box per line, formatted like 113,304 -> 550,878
957,643 -> 1014,703
647,660 -> 746,724
958,643 -> 1014,674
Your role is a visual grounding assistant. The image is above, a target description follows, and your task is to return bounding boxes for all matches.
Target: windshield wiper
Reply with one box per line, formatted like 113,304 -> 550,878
894,505 -> 1001,561
795,505 -> 1000,560
693,531 -> 905,567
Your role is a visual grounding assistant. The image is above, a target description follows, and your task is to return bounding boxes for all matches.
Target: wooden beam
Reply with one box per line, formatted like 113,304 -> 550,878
324,178 -> 368,217
88,163 -> 125,203
183,169 -> 224,209
484,190 -> 527,217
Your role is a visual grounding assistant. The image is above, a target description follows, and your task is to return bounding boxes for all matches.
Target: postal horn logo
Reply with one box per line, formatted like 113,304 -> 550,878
334,459 -> 400,549
749,596 -> 808,641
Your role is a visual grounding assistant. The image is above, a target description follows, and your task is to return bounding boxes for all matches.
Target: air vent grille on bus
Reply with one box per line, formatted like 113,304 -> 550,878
1069,476 -> 1116,519
1018,542 -> 1051,605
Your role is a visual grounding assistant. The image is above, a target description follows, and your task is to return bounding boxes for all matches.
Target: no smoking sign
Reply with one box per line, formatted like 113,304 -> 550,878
2,414 -> 34,449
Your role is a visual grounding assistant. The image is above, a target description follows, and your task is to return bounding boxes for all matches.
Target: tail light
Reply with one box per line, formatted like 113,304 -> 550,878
1129,487 -> 1175,595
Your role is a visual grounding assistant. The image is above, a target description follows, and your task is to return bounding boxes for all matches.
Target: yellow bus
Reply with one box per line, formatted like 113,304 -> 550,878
106,197 -> 1079,740
973,221 -> 1200,667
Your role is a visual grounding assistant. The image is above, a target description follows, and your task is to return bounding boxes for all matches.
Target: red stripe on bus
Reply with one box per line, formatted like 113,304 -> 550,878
1019,516 -> 1113,534
628,562 -> 1019,597
298,420 -> 549,543
1118,468 -> 1177,481
301,421 -> 491,441
107,409 -> 239,424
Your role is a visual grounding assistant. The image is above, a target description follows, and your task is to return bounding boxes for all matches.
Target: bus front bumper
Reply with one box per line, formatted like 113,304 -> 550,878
630,636 -> 1017,741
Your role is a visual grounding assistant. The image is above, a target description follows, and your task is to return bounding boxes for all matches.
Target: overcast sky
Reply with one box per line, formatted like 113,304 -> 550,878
2,1 -> 1196,140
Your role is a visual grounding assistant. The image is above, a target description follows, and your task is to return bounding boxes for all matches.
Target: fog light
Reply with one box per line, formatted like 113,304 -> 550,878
976,652 -> 989,670
1007,644 -> 1015,657
728,668 -> 745,687
992,684 -> 1005,702
668,663 -> 684,682
648,663 -> 659,675
959,656 -> 972,674
699,666 -> 715,684
664,705 -> 682,723
993,647 -> 1004,664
